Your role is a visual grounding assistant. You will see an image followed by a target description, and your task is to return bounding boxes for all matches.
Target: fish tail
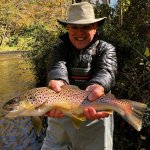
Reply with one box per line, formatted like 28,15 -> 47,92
120,99 -> 147,131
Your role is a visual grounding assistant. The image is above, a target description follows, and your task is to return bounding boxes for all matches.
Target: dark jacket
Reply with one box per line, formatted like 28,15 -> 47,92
47,33 -> 117,92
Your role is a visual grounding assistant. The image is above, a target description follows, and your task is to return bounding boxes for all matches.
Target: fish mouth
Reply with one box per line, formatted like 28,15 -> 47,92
2,106 -> 25,118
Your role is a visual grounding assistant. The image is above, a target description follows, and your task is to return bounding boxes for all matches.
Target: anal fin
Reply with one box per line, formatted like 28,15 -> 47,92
71,114 -> 86,129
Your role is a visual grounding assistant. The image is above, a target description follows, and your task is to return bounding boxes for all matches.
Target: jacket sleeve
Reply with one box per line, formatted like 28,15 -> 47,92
47,41 -> 69,84
87,41 -> 117,93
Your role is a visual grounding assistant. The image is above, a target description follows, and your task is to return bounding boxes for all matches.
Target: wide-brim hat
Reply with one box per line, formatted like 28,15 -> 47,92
57,2 -> 106,27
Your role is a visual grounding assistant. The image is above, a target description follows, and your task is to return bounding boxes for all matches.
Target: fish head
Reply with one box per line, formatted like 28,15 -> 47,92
2,95 -> 35,117
2,87 -> 53,117
2,96 -> 23,117
3,96 -> 21,111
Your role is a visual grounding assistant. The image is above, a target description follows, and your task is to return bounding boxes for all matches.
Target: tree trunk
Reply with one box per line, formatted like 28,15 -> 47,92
119,0 -> 123,26
0,35 -> 3,46
74,0 -> 91,3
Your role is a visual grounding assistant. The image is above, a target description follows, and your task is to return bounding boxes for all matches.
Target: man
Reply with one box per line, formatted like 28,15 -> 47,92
41,2 -> 117,150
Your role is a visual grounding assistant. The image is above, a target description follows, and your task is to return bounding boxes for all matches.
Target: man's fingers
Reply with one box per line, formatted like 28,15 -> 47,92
51,85 -> 61,93
86,84 -> 104,101
49,80 -> 61,92
45,109 -> 64,118
55,109 -> 64,118
48,80 -> 66,93
45,109 -> 56,117
88,89 -> 100,101
95,112 -> 109,119
84,107 -> 96,120
84,107 -> 109,120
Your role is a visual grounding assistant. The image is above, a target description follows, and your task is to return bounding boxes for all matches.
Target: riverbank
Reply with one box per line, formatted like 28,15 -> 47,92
0,50 -> 29,55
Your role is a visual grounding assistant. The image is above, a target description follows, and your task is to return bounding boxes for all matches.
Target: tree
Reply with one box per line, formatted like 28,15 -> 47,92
72,0 -> 91,3
0,0 -> 71,48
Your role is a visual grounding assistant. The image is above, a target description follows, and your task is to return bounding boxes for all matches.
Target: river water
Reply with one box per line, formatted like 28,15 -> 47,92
0,52 -> 44,150
0,52 -> 35,104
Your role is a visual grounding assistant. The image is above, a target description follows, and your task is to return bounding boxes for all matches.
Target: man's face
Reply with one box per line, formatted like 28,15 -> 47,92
67,23 -> 97,50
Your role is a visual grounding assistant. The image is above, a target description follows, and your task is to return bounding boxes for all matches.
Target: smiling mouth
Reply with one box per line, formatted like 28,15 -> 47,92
75,37 -> 86,41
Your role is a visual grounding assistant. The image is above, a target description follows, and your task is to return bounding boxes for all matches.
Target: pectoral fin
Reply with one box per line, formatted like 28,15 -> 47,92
31,116 -> 43,133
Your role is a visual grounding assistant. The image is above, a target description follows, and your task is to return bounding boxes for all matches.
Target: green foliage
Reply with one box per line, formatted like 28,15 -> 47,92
0,0 -> 70,49
95,1 -> 150,149
25,25 -> 61,87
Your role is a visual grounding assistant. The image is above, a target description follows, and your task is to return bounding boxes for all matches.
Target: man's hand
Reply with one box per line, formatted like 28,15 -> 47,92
45,80 -> 65,118
45,108 -> 64,118
84,84 -> 109,120
48,80 -> 65,93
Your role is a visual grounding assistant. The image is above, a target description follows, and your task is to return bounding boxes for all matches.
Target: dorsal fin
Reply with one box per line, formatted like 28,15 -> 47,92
106,93 -> 116,99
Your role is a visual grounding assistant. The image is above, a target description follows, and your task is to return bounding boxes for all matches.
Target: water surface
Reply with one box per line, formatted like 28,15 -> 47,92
0,52 -> 43,150
0,52 -> 35,106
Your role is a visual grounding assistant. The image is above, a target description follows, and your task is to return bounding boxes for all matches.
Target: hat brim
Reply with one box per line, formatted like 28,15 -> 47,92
57,17 -> 106,27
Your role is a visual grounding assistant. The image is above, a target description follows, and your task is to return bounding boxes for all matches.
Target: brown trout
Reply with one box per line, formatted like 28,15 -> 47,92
2,85 -> 147,131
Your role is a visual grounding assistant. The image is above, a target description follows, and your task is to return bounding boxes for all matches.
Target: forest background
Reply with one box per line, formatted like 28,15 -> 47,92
0,0 -> 150,149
